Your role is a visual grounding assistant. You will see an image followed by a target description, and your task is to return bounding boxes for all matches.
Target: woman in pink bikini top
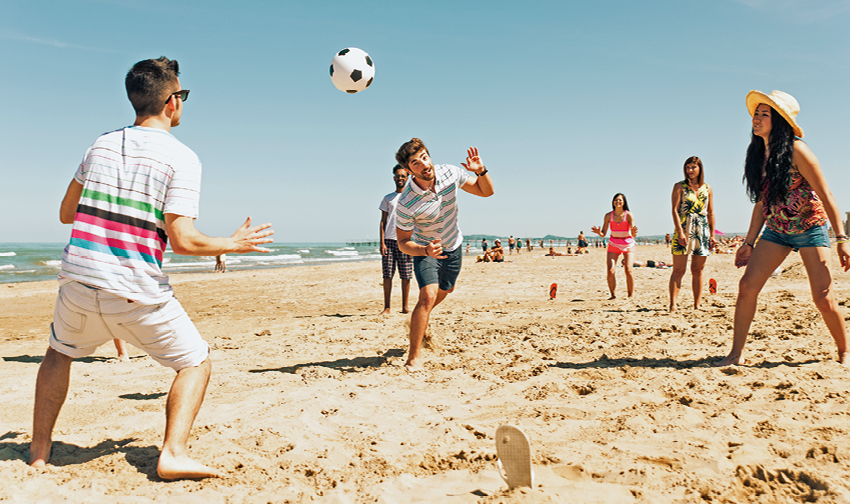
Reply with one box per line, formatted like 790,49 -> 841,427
591,193 -> 638,299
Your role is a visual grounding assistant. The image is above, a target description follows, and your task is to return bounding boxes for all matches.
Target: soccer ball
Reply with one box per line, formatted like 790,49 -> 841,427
329,47 -> 375,94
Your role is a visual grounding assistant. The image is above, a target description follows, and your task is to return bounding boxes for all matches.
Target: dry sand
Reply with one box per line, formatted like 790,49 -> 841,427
1,244 -> 849,503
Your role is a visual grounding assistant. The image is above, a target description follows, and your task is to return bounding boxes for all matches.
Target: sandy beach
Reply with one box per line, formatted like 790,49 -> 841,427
1,244 -> 849,503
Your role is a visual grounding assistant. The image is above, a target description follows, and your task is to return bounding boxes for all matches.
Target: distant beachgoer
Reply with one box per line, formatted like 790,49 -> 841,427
379,164 -> 413,315
215,254 -> 226,273
539,239 -> 544,249
545,247 -> 568,257
576,231 -> 588,254
29,56 -> 274,479
717,90 -> 849,367
508,236 -> 515,254
516,238 -> 522,254
395,138 -> 494,372
669,156 -> 715,312
591,193 -> 638,299
478,239 -> 504,262
526,238 -> 532,252
113,339 -> 129,361
481,238 -> 488,253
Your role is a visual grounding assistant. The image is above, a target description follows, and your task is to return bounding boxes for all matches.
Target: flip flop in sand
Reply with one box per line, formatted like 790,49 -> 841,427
549,283 -> 557,300
709,278 -> 717,294
496,424 -> 533,489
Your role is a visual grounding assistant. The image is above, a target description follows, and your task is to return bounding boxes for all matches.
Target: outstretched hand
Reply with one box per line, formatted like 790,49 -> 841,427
231,217 -> 274,253
461,147 -> 485,174
591,225 -> 603,237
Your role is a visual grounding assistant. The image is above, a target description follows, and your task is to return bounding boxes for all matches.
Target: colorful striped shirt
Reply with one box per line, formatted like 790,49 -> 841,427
396,164 -> 469,253
59,126 -> 201,304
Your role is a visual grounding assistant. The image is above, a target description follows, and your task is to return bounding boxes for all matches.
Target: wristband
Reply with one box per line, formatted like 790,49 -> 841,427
837,238 -> 850,244
744,241 -> 755,249
477,168 -> 488,176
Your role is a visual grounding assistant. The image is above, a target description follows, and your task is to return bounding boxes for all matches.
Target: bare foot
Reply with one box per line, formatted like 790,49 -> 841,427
422,331 -> 435,349
380,308 -> 391,316
401,308 -> 410,314
28,441 -> 52,468
404,354 -> 426,373
839,351 -> 848,366
714,353 -> 742,367
157,452 -> 223,480
608,294 -> 616,300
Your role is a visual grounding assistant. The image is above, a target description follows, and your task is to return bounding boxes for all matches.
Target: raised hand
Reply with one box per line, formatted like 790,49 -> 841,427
461,147 -> 485,174
231,217 -> 274,253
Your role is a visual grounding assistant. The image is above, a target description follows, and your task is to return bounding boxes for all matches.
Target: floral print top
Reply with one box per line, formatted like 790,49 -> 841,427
762,171 -> 826,234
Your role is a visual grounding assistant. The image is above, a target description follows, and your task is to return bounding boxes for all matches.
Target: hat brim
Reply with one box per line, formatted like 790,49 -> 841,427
746,90 -> 804,138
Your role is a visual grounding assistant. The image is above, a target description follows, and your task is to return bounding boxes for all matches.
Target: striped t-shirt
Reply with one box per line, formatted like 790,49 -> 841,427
396,164 -> 469,253
59,126 -> 202,304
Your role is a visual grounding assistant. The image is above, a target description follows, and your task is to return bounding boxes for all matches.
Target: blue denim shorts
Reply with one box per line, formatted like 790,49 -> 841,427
760,224 -> 830,252
413,245 -> 463,291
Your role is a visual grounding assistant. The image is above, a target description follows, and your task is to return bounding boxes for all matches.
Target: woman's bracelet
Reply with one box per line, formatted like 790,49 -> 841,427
837,237 -> 850,245
743,241 -> 755,249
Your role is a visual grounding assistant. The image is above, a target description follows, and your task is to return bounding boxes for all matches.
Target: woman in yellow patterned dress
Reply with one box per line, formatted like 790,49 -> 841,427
669,156 -> 715,312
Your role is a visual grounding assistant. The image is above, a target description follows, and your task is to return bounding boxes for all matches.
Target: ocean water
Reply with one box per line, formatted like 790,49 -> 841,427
0,242 -> 383,284
0,235 -> 680,284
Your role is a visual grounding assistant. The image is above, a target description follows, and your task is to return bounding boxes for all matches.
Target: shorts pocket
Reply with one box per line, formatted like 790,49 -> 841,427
55,295 -> 87,333
118,305 -> 179,351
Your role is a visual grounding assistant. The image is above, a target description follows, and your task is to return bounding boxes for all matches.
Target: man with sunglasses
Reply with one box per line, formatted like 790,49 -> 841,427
29,57 -> 274,480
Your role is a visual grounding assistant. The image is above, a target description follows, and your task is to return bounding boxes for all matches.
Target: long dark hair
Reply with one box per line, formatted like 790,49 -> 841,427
683,156 -> 704,186
611,193 -> 630,212
743,106 -> 795,206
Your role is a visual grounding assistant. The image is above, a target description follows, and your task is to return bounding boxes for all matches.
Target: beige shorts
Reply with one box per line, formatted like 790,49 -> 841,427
50,281 -> 209,371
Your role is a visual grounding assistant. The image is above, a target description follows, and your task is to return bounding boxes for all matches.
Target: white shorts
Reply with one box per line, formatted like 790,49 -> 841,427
50,281 -> 209,371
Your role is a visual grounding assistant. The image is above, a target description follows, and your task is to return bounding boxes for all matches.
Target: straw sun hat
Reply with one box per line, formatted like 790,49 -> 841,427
746,90 -> 804,138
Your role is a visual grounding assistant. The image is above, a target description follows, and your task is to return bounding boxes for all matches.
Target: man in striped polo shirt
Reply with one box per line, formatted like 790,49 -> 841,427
395,138 -> 495,372
29,57 -> 274,479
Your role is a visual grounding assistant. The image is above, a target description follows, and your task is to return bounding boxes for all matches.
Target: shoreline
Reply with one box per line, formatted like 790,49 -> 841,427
2,244 -> 849,502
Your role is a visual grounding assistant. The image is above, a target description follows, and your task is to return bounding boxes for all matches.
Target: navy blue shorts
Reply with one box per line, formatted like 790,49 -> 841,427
760,224 -> 830,252
413,245 -> 463,291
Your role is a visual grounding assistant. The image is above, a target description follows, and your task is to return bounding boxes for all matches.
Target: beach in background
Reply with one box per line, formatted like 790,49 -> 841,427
2,244 -> 849,502
0,236 -> 680,284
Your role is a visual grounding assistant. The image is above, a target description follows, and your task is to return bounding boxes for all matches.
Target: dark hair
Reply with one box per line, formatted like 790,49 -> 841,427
612,193 -> 630,212
392,164 -> 405,175
395,138 -> 429,169
743,105 -> 795,206
683,156 -> 704,186
125,56 -> 180,117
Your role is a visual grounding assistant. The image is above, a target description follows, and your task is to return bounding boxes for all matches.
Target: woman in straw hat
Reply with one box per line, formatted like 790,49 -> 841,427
716,90 -> 850,366
669,156 -> 715,312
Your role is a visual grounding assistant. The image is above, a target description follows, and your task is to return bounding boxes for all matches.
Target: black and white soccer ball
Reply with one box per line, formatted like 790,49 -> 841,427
329,47 -> 375,94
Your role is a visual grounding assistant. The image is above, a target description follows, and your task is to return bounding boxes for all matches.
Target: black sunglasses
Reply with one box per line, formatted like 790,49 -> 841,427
165,90 -> 190,104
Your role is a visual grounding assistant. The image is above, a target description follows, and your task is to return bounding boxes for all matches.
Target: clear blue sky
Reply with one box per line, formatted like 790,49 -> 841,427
2,0 -> 849,243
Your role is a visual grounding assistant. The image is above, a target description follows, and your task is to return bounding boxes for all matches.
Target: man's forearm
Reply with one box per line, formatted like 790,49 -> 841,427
397,239 -> 426,257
